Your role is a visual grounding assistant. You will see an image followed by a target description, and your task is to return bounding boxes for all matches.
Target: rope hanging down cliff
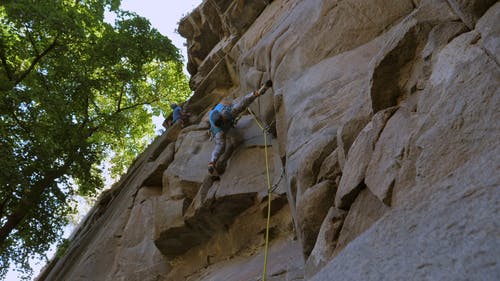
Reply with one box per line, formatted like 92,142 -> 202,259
247,107 -> 273,281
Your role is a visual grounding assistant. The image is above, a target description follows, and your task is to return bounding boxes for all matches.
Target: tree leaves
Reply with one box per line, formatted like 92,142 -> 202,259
0,0 -> 189,279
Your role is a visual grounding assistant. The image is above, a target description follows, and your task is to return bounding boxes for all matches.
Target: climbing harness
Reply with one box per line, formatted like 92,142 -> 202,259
247,107 -> 274,281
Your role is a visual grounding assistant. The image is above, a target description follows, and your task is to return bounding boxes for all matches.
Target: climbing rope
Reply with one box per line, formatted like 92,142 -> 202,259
247,107 -> 273,281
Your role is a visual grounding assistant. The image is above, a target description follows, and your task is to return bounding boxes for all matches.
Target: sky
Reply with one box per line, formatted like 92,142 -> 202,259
108,0 -> 201,68
105,0 -> 203,134
5,1 -> 202,280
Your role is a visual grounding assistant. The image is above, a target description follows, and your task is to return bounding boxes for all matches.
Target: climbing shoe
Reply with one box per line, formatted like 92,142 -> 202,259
208,162 -> 216,175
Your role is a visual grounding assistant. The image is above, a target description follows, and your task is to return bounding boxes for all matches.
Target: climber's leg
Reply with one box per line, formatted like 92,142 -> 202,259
209,131 -> 226,174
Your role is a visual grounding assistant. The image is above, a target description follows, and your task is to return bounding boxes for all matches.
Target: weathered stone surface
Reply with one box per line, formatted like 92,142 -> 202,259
334,6 -> 440,171
414,0 -> 459,22
288,127 -> 337,198
336,116 -> 370,171
163,130 -> 211,200
39,1 -> 500,281
37,135 -> 171,281
153,197 -> 198,258
156,126 -> 284,259
211,146 -> 280,198
414,32 -> 500,190
225,0 -> 269,36
154,184 -> 255,260
110,187 -> 169,281
316,148 -> 342,184
369,18 -> 426,113
261,193 -> 288,218
335,107 -> 397,210
333,188 -> 390,257
176,238 -> 303,281
259,0 -> 414,85
188,37 -> 238,92
305,207 -> 346,278
475,3 -> 500,64
444,0 -> 497,29
365,108 -> 418,205
390,5 -> 500,207
273,30 -> 381,161
166,196 -> 296,281
311,8 -> 499,280
141,142 -> 175,187
421,21 -> 468,60
275,36 -> 389,223
311,152 -> 500,281
187,56 -> 237,109
178,1 -> 224,75
148,121 -> 183,161
296,180 -> 337,258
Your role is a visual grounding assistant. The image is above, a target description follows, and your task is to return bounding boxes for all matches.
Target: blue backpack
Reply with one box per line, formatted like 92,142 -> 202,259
209,103 -> 234,135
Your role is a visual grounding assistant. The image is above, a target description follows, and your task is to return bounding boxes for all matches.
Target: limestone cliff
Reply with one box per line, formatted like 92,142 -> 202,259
38,1 -> 500,280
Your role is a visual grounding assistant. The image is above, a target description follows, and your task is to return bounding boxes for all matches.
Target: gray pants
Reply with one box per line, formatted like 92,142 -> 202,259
210,91 -> 258,163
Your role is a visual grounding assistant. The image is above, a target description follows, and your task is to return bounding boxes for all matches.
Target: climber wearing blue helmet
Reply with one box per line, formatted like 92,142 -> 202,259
208,80 -> 273,175
170,103 -> 183,123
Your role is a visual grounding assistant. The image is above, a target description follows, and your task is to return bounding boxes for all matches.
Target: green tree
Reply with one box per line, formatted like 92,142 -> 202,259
0,0 -> 190,278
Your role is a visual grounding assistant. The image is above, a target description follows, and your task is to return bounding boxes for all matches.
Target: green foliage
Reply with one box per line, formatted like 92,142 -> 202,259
0,0 -> 190,279
55,238 -> 70,258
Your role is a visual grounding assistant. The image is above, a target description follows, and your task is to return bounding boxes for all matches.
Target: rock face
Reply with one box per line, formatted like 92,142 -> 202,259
38,1 -> 500,281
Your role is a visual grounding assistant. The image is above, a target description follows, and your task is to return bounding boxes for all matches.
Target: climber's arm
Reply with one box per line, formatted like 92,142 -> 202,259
231,80 -> 272,115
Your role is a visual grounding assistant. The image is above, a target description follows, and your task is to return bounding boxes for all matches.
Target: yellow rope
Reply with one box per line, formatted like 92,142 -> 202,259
247,108 -> 273,281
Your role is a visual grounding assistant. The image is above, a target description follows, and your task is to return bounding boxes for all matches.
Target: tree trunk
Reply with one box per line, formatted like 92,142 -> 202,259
0,165 -> 68,246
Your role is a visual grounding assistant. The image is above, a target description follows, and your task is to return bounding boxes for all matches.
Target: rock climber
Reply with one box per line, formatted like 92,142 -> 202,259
171,103 -> 183,124
179,104 -> 191,127
167,103 -> 191,128
208,80 -> 273,175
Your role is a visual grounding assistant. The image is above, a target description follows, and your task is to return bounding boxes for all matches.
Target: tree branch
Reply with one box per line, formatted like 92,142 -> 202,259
13,34 -> 59,87
0,43 -> 14,81
116,89 -> 124,111
0,154 -> 75,246
38,69 -> 53,94
84,96 -> 90,124
86,126 -> 99,138
116,98 -> 158,113
50,185 -> 67,202
10,109 -> 30,135
26,27 -> 40,54
0,196 -> 11,221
